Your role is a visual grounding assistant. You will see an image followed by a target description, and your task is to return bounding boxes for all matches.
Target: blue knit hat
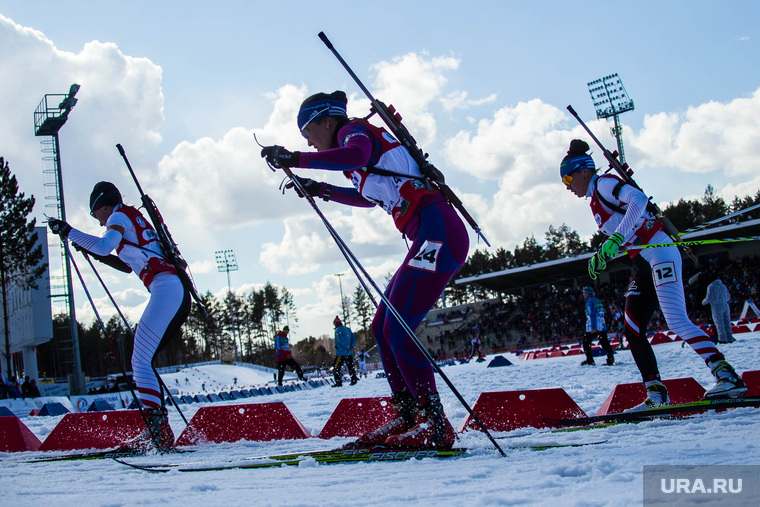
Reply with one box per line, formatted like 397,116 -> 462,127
582,286 -> 595,295
560,139 -> 595,181
297,91 -> 348,131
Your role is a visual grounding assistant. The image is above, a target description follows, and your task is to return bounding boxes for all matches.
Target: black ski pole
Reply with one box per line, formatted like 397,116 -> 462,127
281,166 -> 506,456
81,252 -> 194,432
64,246 -> 155,439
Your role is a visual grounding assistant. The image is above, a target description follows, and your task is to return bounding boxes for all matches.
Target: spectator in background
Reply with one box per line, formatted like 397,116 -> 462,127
609,303 -> 625,349
703,276 -> 735,344
356,347 -> 371,378
275,325 -> 305,386
581,287 -> 615,366
332,316 -> 358,387
27,379 -> 41,398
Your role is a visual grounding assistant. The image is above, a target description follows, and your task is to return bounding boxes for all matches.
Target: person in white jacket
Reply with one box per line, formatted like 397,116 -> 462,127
703,277 -> 735,344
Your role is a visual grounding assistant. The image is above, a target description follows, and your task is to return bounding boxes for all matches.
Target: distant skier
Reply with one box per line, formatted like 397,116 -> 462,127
332,316 -> 358,387
356,347 -> 370,378
274,326 -> 304,386
560,140 -> 746,409
468,336 -> 483,361
48,182 -> 190,452
580,287 -> 615,366
609,303 -> 625,349
262,91 -> 467,448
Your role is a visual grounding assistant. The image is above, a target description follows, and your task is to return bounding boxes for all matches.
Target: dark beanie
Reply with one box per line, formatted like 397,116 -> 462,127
89,181 -> 122,213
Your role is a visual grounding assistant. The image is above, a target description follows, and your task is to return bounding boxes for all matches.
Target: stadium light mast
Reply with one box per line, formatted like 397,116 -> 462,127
33,84 -> 86,395
587,73 -> 634,163
335,273 -> 349,327
215,249 -> 240,362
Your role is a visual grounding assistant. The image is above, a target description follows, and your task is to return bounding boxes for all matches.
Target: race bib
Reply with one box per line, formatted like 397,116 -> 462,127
408,240 -> 443,272
652,261 -> 677,287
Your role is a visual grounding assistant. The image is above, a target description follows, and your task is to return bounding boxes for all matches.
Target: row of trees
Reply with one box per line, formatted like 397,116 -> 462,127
0,157 -> 47,377
446,186 -> 760,304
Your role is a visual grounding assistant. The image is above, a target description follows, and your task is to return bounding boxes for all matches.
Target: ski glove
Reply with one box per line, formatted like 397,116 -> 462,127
261,146 -> 300,169
588,233 -> 623,280
600,233 -> 624,260
588,252 -> 606,280
47,218 -> 71,237
284,176 -> 331,201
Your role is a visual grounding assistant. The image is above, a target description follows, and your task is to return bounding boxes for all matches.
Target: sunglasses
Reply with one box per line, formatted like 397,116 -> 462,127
562,173 -> 574,186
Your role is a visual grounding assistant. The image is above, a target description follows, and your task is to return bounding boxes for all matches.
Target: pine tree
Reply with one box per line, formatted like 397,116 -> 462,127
0,157 -> 47,376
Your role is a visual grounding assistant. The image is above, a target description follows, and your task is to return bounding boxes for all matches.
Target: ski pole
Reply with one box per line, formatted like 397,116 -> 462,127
64,246 -> 155,439
624,235 -> 760,251
81,252 -> 194,432
281,166 -> 506,456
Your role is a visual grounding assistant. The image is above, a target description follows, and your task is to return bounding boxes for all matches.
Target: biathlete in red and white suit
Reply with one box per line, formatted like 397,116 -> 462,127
261,91 -> 468,448
560,140 -> 746,410
48,182 -> 190,451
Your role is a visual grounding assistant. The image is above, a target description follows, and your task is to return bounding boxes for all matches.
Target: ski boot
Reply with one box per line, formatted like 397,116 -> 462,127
606,354 -> 615,366
627,381 -> 670,412
345,391 -> 417,449
118,407 -> 175,453
703,358 -> 747,399
384,393 -> 455,449
580,359 -> 595,366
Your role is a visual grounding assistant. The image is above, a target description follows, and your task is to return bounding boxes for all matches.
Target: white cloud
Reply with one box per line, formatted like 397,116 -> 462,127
629,90 -> 760,177
443,99 -> 568,184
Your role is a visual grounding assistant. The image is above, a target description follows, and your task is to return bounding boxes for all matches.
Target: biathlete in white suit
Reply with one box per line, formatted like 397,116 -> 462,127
560,140 -> 747,410
48,182 -> 190,451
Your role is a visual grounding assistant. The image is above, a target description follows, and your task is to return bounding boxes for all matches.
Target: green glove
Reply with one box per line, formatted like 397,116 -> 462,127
600,233 -> 624,260
588,252 -> 606,280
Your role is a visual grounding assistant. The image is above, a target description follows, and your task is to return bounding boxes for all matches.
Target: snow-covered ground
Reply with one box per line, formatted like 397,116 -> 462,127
2,333 -> 759,506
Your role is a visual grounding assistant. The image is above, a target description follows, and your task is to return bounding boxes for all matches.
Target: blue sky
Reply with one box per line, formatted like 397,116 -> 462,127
1,1 -> 759,341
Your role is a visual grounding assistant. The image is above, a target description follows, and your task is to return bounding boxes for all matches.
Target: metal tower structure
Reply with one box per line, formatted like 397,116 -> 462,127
215,249 -> 240,361
587,73 -> 635,163
33,84 -> 86,395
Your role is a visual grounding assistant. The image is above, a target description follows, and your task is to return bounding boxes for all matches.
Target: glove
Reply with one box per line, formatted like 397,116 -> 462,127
284,176 -> 325,199
588,252 -> 606,280
600,232 -> 624,260
261,146 -> 300,169
48,218 -> 71,237
587,233 -> 623,280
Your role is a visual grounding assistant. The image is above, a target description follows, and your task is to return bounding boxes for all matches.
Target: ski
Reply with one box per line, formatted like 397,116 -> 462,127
26,447 -> 192,464
509,440 -> 608,451
544,396 -> 760,426
114,446 -> 468,473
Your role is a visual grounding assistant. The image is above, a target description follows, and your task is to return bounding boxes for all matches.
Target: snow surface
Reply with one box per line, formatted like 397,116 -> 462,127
2,333 -> 759,506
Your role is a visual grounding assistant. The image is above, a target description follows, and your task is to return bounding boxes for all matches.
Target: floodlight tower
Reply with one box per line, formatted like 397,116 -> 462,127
33,84 -> 86,395
587,73 -> 634,163
335,273 -> 349,327
215,249 -> 240,362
